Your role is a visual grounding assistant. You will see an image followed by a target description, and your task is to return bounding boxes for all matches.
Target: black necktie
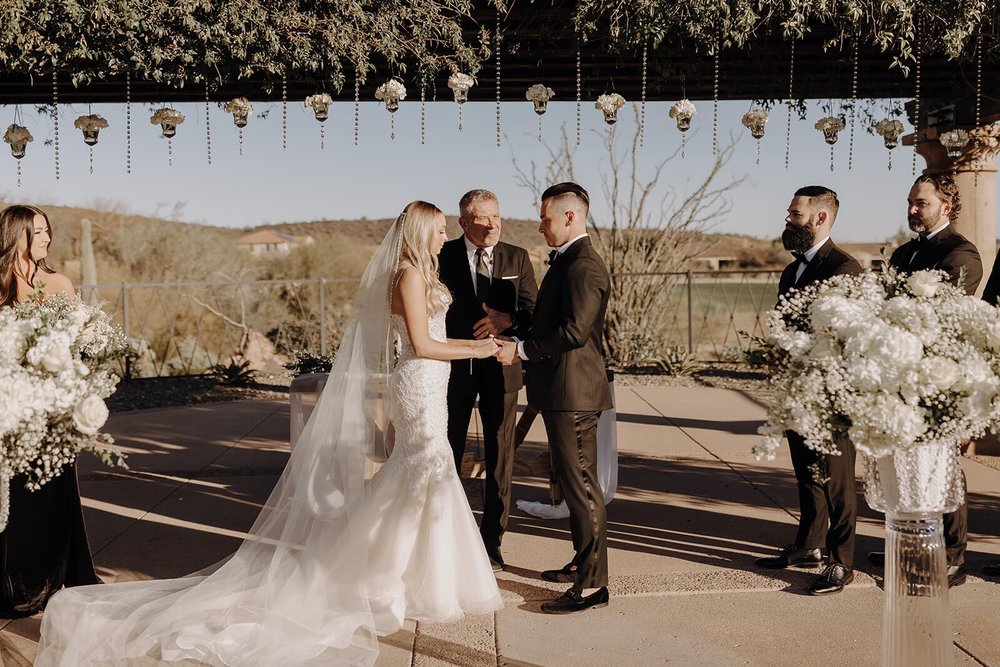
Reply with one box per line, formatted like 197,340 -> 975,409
475,247 -> 491,300
547,249 -> 559,264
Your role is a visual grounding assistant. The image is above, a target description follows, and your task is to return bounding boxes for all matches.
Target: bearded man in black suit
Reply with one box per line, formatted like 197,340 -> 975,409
754,186 -> 863,596
868,173 -> 983,588
438,189 -> 537,572
496,182 -> 612,614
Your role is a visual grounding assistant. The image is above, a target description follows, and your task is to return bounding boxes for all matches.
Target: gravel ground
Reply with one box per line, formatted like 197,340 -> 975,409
614,362 -> 774,405
108,373 -> 290,412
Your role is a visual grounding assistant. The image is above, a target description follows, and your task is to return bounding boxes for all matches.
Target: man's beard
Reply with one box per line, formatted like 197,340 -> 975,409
782,224 -> 815,253
908,214 -> 933,233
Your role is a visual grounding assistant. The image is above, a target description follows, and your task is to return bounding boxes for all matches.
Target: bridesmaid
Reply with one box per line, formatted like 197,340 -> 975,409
0,204 -> 101,617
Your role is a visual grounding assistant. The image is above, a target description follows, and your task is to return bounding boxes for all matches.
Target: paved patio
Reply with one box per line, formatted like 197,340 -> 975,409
2,384 -> 999,666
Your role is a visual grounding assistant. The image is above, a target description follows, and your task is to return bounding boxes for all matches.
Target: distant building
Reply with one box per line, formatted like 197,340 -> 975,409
236,230 -> 313,255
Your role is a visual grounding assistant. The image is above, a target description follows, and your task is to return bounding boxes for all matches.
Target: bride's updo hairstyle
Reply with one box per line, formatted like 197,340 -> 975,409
397,200 -> 451,315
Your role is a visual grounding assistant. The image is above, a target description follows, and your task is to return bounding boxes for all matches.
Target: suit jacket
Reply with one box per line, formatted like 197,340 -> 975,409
439,237 -> 537,392
778,238 -> 862,297
982,250 -> 1000,306
888,225 -> 983,296
523,236 -> 613,412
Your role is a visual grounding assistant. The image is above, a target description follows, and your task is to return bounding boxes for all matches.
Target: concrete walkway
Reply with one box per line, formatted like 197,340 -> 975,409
2,384 -> 999,666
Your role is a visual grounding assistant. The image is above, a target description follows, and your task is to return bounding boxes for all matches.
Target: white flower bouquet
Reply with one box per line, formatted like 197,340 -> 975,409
756,265 -> 1000,465
0,294 -> 130,530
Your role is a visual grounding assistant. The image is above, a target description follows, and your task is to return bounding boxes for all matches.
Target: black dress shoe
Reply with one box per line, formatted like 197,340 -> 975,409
486,547 -> 505,573
541,563 -> 578,583
948,565 -> 967,588
755,544 -> 823,569
983,562 -> 1000,577
808,564 -> 854,595
867,551 -> 885,567
540,587 -> 609,614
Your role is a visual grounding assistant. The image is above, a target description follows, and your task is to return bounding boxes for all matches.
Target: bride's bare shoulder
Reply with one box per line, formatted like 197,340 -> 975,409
33,271 -> 75,299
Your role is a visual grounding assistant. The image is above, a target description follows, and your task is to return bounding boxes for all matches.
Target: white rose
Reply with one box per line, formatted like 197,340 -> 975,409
73,394 -> 109,435
919,356 -> 960,392
907,271 -> 941,298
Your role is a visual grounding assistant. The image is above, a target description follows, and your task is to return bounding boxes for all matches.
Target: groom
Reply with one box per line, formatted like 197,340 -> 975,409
438,189 -> 537,571
497,182 -> 612,614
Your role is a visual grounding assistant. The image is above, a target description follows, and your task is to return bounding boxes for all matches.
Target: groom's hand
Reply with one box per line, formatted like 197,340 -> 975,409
495,339 -> 519,366
474,303 -> 513,339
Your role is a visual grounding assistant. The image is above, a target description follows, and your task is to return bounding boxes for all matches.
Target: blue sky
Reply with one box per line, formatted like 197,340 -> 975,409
3,97 -> 995,243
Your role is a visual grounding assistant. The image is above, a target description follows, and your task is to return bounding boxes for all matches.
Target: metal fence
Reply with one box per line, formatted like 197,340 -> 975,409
81,269 -> 781,377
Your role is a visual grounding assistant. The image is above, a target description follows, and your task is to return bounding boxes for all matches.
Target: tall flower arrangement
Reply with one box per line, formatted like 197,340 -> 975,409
0,295 -> 130,530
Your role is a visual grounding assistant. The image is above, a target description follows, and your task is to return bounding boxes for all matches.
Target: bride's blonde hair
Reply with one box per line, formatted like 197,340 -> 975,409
397,201 -> 451,316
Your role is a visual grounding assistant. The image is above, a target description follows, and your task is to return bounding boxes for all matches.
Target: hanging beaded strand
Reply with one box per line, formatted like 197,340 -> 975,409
712,35 -> 720,157
640,43 -> 648,147
912,16 -> 922,176
847,36 -> 859,171
420,83 -> 426,145
52,69 -> 59,181
784,41 -> 795,170
205,80 -> 212,165
88,103 -> 94,174
354,68 -> 360,146
495,8 -> 501,147
125,72 -> 132,175
282,74 -> 288,151
575,50 -> 582,146
974,32 -> 982,187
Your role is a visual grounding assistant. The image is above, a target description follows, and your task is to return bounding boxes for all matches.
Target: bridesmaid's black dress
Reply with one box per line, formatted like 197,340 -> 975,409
0,463 -> 101,617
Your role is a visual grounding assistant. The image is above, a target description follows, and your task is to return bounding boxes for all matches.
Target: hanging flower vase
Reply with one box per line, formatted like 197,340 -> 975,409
669,99 -> 697,132
73,114 -> 108,145
864,444 -> 964,666
225,97 -> 253,128
305,93 -> 333,122
375,80 -> 406,113
150,108 -> 185,138
815,116 -> 846,145
875,119 -> 905,150
526,84 -> 555,115
447,72 -> 474,105
939,129 -> 971,159
595,93 -> 626,125
742,108 -> 769,140
4,124 -> 33,159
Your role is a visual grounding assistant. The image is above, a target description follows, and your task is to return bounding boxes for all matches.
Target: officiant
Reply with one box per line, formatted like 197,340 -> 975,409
438,189 -> 537,572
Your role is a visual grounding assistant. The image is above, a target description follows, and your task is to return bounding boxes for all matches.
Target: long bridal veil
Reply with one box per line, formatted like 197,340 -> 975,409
36,216 -> 408,666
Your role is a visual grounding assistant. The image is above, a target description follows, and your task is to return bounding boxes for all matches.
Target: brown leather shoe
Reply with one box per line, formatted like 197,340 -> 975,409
540,587 -> 609,614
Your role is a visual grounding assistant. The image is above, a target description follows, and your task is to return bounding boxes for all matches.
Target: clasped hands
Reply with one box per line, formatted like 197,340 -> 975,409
470,304 -> 519,366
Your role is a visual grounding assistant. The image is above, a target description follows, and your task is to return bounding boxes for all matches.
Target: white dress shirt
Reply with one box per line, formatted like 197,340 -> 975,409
464,235 -> 495,297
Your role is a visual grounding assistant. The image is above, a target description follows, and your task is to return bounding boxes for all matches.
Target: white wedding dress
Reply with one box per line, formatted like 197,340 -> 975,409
36,281 -> 502,664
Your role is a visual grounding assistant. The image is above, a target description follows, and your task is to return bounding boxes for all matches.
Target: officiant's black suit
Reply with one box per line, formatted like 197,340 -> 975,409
439,237 -> 537,554
778,239 -> 862,567
889,224 -> 983,568
522,236 -> 612,589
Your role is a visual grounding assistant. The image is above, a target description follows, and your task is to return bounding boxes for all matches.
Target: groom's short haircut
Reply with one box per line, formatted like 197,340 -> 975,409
794,185 -> 839,222
459,189 -> 498,219
541,182 -> 590,214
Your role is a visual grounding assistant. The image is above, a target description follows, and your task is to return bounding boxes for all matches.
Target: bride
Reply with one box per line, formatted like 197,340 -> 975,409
36,201 -> 504,666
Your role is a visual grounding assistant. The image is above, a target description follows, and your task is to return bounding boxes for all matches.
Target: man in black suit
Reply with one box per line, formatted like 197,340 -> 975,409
438,189 -> 537,572
496,182 -> 612,614
755,185 -> 863,596
869,173 -> 983,588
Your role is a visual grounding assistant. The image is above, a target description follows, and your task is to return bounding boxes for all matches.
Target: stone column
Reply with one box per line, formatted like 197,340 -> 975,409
914,122 -> 1000,296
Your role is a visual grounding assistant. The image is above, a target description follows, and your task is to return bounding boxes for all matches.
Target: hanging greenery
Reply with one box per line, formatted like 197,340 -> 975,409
572,0 -> 998,74
0,0 -> 491,90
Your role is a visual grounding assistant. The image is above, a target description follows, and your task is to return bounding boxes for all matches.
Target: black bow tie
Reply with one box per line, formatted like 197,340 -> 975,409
791,251 -> 810,264
915,233 -> 930,244
547,249 -> 559,264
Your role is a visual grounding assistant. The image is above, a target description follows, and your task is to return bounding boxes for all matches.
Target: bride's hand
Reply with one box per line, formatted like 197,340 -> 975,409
471,337 -> 500,359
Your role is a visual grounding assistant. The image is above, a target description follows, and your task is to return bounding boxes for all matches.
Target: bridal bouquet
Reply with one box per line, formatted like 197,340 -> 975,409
756,266 -> 1000,463
0,294 -> 130,530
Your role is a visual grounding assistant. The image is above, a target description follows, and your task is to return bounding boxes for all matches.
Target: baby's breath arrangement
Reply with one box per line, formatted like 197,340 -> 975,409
0,294 -> 130,530
756,264 -> 1000,464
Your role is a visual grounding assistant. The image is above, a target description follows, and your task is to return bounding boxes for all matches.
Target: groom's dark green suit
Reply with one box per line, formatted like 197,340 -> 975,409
522,235 -> 612,589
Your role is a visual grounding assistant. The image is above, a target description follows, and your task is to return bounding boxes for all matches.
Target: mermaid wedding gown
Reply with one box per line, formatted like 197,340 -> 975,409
35,304 -> 502,666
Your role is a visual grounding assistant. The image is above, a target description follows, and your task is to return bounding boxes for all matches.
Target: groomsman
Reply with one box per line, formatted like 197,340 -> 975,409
438,189 -> 537,572
755,185 -> 862,596
496,182 -> 612,614
980,242 -> 1000,579
870,173 -> 983,587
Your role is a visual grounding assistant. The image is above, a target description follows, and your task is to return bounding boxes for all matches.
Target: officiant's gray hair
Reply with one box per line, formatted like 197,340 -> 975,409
458,189 -> 498,219
794,185 -> 839,222
541,182 -> 590,215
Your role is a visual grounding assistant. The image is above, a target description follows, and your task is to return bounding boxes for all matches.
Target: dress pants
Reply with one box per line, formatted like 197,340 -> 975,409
541,410 -> 608,589
446,358 -> 518,551
944,471 -> 968,567
787,430 -> 857,567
